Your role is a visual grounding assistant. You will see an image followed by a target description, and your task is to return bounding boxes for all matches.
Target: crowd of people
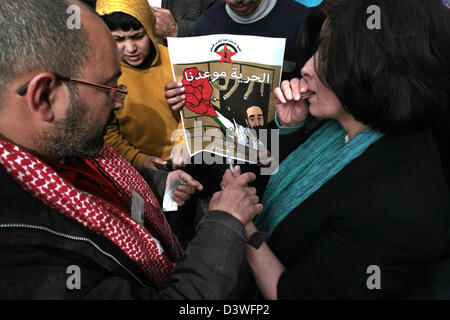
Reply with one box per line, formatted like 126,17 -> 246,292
0,0 -> 449,300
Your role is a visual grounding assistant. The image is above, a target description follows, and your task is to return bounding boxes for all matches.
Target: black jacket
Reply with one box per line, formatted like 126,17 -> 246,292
258,123 -> 450,299
0,166 -> 247,299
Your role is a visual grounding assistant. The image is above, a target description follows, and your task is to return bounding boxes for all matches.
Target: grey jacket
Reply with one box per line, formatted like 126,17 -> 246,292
162,0 -> 221,37
0,166 -> 247,299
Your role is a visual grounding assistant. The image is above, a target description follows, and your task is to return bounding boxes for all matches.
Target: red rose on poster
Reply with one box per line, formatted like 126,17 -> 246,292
182,67 -> 217,117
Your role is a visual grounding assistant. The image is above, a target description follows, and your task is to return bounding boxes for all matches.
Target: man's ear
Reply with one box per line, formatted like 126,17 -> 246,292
25,72 -> 58,122
245,119 -> 249,127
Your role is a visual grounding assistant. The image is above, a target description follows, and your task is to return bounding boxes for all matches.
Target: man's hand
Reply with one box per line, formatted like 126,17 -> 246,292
151,7 -> 178,39
274,78 -> 310,127
220,165 -> 241,190
165,81 -> 186,112
143,155 -> 167,171
210,172 -> 262,225
166,170 -> 203,206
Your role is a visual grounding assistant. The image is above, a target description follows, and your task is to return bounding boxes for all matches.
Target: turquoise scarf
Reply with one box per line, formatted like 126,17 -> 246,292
254,120 -> 385,237
295,0 -> 324,7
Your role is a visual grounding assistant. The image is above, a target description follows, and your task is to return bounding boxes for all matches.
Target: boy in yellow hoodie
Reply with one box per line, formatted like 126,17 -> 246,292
96,0 -> 187,170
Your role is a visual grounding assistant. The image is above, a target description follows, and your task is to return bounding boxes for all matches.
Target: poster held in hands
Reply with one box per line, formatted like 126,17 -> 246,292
168,34 -> 285,163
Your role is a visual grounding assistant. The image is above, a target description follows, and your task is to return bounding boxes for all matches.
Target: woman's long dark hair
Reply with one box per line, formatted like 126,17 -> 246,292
297,0 -> 450,134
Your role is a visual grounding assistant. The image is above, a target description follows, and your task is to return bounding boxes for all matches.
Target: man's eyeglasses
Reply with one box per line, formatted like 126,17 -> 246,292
17,73 -> 128,101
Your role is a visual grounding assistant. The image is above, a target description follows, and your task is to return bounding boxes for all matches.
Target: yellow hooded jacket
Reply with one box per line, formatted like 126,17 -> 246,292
97,0 -> 182,169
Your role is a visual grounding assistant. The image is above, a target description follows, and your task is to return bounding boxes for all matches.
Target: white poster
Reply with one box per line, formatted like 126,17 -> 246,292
147,0 -> 162,8
168,34 -> 285,163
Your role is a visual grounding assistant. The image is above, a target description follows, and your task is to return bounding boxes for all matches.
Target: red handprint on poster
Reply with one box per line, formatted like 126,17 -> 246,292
182,67 -> 218,117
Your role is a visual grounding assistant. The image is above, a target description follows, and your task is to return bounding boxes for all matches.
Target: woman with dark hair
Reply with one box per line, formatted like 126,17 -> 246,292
224,0 -> 450,299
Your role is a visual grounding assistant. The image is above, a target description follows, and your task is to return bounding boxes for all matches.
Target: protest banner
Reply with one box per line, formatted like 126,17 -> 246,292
168,34 -> 285,163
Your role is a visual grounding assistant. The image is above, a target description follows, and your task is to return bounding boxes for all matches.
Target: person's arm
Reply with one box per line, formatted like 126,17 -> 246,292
220,170 -> 324,300
0,213 -> 247,300
158,171 -> 263,299
159,0 -> 220,38
152,7 -> 178,40
140,168 -> 203,206
123,171 -> 263,299
173,19 -> 195,37
139,169 -> 169,203
191,12 -> 213,37
219,170 -> 285,299
172,0 -> 220,38
157,211 -> 248,299
0,172 -> 261,300
244,222 -> 285,300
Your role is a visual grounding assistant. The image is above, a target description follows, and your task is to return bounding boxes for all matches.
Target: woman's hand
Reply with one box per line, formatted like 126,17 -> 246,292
274,78 -> 310,127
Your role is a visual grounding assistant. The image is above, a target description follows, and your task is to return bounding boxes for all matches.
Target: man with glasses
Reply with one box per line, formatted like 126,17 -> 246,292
0,0 -> 262,299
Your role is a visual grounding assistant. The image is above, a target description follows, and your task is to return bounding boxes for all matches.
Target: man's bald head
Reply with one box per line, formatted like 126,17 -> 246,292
0,0 -> 92,99
0,0 -> 121,160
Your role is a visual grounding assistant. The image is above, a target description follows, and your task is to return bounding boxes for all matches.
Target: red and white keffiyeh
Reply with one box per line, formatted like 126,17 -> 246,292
0,137 -> 183,287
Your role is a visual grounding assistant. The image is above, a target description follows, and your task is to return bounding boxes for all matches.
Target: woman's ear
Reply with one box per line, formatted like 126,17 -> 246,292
25,72 -> 58,122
